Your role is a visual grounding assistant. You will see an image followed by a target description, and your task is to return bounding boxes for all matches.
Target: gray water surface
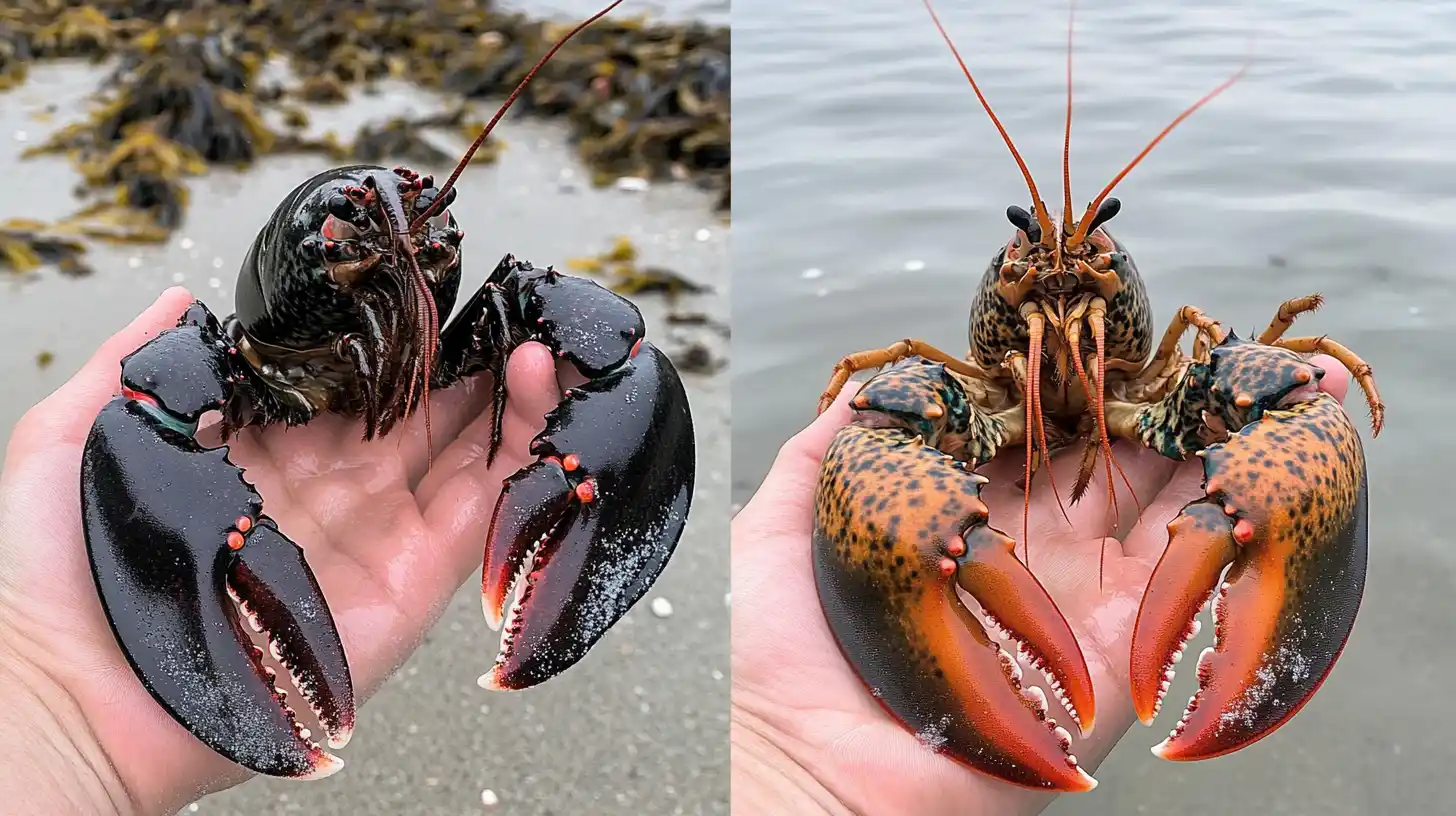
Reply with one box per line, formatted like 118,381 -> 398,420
735,0 -> 1455,812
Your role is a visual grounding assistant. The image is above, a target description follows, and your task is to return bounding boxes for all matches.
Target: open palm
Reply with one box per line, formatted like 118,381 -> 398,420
732,360 -> 1350,815
0,288 -> 569,813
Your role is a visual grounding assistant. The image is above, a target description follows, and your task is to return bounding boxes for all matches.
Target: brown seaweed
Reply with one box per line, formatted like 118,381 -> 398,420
0,219 -> 94,277
567,236 -> 712,299
3,0 -> 729,257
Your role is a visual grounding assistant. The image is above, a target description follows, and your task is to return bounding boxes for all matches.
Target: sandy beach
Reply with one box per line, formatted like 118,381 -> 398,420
1,59 -> 729,815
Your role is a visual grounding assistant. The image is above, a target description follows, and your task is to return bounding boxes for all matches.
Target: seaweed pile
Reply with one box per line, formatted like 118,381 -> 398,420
567,235 -> 713,298
2,0 -> 730,251
0,219 -> 93,278
569,235 -> 726,374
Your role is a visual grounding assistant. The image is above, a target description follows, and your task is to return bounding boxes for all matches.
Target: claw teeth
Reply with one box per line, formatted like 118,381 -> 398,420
982,613 -> 1082,734
493,526 -> 556,672
1023,685 -> 1049,718
1053,726 -> 1073,751
1152,590 -> 1217,720
226,580 -> 347,752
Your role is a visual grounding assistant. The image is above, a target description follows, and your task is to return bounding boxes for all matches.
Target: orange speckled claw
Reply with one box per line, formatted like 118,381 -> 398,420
1131,389 -> 1368,761
813,424 -> 1097,792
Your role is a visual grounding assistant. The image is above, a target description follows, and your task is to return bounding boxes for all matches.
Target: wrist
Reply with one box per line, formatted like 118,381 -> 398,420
730,704 -> 848,815
0,636 -> 136,815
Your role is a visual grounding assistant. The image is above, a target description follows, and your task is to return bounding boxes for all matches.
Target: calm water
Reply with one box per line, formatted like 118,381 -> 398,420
735,0 -> 1455,812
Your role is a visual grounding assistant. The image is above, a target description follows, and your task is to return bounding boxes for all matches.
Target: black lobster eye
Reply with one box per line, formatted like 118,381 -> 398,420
1084,197 -> 1122,235
1006,205 -> 1041,244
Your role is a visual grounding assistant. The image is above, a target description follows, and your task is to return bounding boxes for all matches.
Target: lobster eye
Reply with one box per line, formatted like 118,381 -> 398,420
1084,197 -> 1122,236
428,208 -> 452,231
1006,205 -> 1041,244
320,214 -> 359,241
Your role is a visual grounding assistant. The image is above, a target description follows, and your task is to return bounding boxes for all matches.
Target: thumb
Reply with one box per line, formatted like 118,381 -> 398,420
734,382 -> 860,545
8,287 -> 195,462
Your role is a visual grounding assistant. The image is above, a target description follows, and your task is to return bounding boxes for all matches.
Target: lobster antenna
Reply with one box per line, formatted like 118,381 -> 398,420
922,0 -> 1054,247
410,0 -> 625,231
1061,0 -> 1076,229
1068,52 -> 1252,246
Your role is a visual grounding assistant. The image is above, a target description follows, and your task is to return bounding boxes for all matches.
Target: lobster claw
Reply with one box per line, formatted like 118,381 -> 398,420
479,340 -> 695,690
814,408 -> 1097,791
81,301 -> 354,778
1130,336 -> 1368,760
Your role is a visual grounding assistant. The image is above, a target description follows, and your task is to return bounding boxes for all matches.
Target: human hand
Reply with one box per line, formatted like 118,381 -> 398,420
0,288 -> 570,814
731,356 -> 1352,815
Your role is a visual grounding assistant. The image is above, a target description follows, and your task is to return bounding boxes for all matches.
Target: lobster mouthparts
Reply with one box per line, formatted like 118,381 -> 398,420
82,307 -> 354,779
1130,339 -> 1368,760
480,342 -> 695,691
813,421 -> 1097,792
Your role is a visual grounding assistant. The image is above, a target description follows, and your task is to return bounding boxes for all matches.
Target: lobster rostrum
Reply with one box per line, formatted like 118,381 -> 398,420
80,0 -> 696,779
811,0 -> 1384,792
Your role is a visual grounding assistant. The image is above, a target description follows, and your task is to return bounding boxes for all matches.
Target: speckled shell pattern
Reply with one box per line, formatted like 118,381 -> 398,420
967,230 -> 1153,371
812,359 -> 1098,791
1128,333 -> 1369,760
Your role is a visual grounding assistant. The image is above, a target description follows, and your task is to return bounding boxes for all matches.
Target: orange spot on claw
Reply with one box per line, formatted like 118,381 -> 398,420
236,516 -> 252,533
938,558 -> 957,577
227,531 -> 246,550
1235,393 -> 1254,408
1233,518 -> 1255,544
946,536 -> 966,557
1224,503 -> 1238,516
563,454 -> 580,472
1295,368 -> 1312,383
852,395 -> 868,408
630,338 -> 643,358
575,480 -> 595,503
924,403 -> 944,418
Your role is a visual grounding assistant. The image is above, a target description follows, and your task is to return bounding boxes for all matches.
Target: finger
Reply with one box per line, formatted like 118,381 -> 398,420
733,383 -> 860,548
390,371 -> 504,491
8,287 -> 195,462
979,439 -> 1181,546
1308,353 -> 1350,403
420,342 -> 561,572
1120,458 -> 1207,562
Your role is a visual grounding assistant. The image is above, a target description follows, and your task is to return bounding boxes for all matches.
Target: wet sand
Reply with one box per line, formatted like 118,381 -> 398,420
1,60 -> 729,815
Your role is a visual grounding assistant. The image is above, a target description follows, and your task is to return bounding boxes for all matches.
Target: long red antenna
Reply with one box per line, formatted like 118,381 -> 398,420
922,0 -> 1054,246
1061,0 -> 1076,227
410,0 -> 626,232
1068,56 -> 1250,246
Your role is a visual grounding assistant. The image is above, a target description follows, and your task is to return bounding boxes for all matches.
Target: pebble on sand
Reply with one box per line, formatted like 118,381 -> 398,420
650,597 -> 674,618
481,789 -> 500,807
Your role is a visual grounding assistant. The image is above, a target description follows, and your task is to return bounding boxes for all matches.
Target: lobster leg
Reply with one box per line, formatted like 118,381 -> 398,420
813,358 -> 1098,791
436,255 -> 695,690
82,301 -> 355,779
818,339 -> 991,413
1119,332 -> 1373,760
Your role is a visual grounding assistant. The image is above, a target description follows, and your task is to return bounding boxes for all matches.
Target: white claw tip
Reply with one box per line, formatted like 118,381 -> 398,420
482,594 -> 503,631
328,727 -> 353,750
477,668 -> 513,692
299,753 -> 345,780
1078,768 -> 1098,790
1150,739 -> 1173,759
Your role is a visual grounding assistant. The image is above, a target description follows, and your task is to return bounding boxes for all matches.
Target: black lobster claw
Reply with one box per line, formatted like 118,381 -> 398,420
478,266 -> 696,690
81,301 -> 355,778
